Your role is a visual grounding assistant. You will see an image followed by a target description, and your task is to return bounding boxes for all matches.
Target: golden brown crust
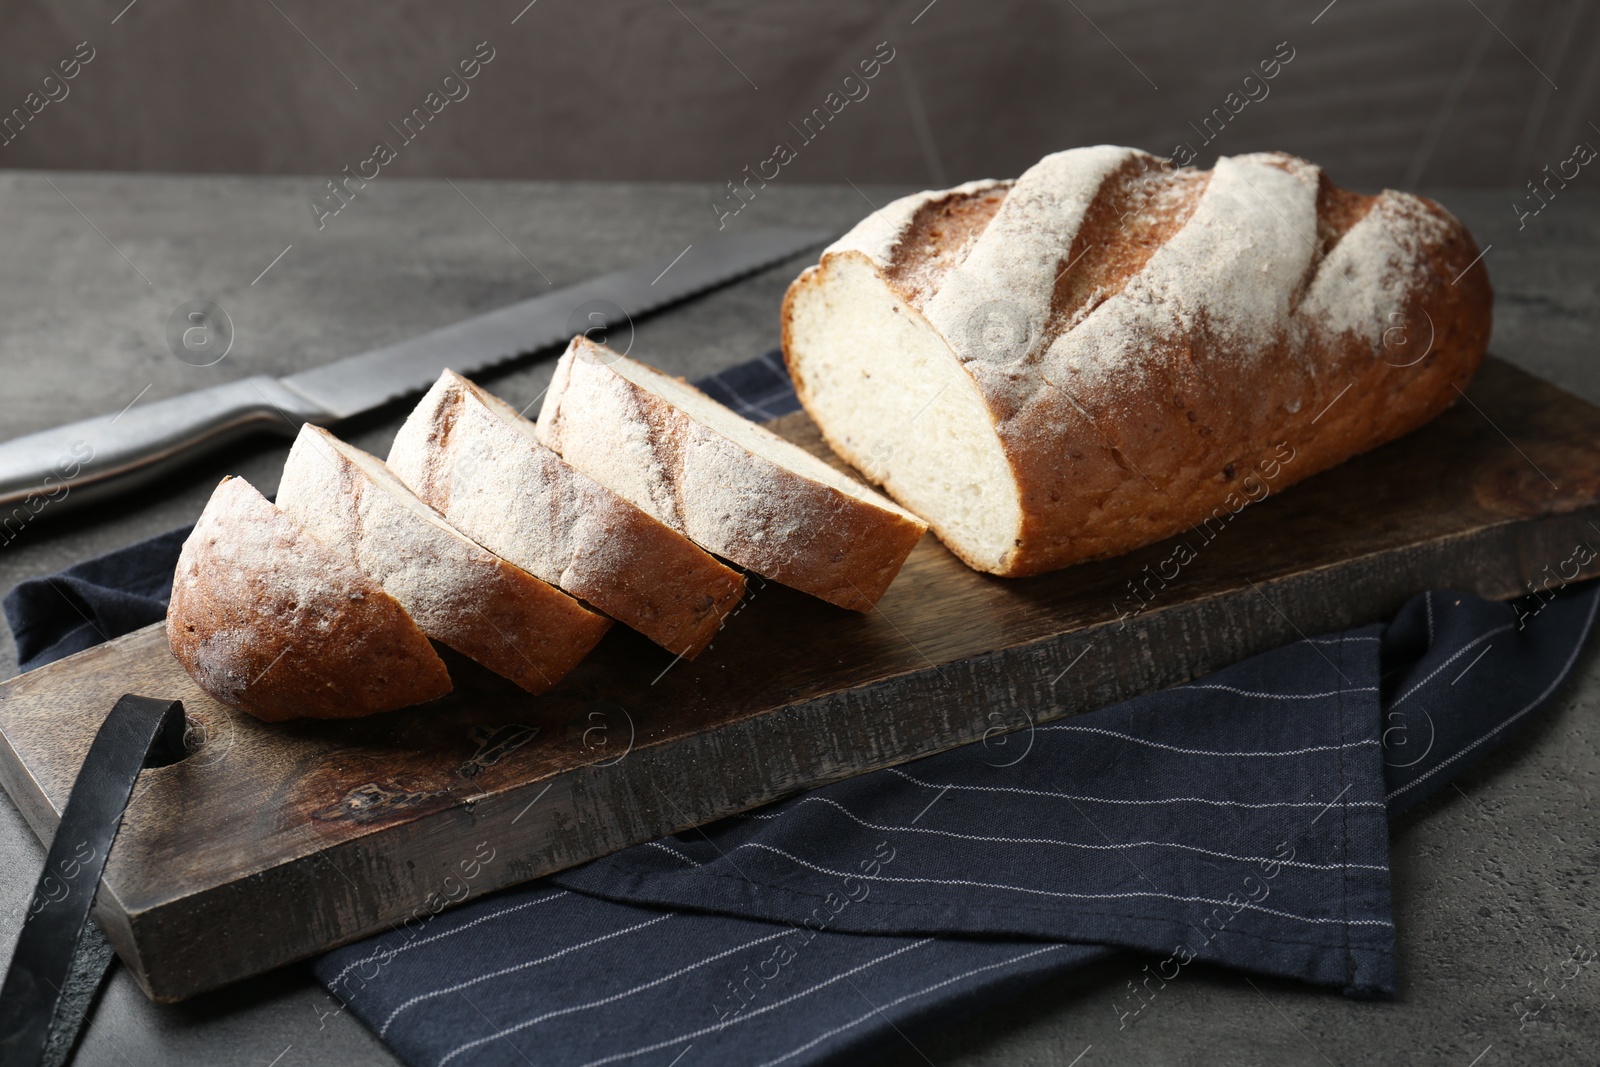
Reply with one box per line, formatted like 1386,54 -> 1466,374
998,192 -> 1490,577
276,426 -> 612,695
883,185 -> 1009,306
388,371 -> 745,658
782,149 -> 1493,577
535,337 -> 928,611
451,561 -> 612,688
1046,158 -> 1209,341
167,477 -> 452,721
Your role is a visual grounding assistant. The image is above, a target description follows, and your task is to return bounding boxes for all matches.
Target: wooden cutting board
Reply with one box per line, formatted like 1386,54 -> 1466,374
3,356 -> 1599,1002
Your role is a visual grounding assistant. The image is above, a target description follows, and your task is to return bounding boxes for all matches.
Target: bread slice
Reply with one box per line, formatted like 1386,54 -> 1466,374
535,336 -> 928,611
167,476 -> 452,721
276,424 -> 612,694
388,370 -> 745,658
782,147 -> 1492,576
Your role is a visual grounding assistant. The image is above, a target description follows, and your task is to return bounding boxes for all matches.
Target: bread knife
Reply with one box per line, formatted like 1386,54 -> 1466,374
0,227 -> 830,517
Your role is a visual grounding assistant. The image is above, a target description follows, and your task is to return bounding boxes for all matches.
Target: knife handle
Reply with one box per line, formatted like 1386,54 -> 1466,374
0,376 -> 327,518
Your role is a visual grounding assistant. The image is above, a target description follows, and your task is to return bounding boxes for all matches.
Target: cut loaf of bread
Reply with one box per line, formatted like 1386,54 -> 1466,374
388,370 -> 745,658
782,147 -> 1493,576
535,336 -> 928,611
276,424 -> 612,694
167,476 -> 452,721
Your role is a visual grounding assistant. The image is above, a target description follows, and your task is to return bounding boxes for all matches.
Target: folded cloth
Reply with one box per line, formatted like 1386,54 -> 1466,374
5,524 -> 192,673
6,356 -> 1597,1067
693,349 -> 803,422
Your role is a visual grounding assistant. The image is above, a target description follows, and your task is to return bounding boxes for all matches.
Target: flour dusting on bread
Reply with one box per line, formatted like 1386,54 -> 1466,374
782,145 -> 1493,575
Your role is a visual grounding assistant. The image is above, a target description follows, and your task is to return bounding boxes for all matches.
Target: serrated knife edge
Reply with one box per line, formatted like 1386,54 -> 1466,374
280,227 -> 831,418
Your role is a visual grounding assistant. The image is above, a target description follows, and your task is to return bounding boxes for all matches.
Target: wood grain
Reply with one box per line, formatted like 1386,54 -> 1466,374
2,356 -> 1599,1002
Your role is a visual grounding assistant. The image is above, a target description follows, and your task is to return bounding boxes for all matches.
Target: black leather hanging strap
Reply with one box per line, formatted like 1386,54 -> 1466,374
0,694 -> 186,1067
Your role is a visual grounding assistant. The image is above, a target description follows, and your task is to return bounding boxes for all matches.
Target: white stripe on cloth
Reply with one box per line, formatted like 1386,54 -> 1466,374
565,939 -> 938,1067
707,353 -> 794,420
376,599 -> 1421,1060
1387,591 -> 1599,802
887,768 -> 1388,811
1181,684 -> 1379,700
648,840 -> 702,867
714,385 -> 766,420
435,928 -> 795,1066
1036,724 -> 1381,758
755,943 -> 1071,1067
759,349 -> 790,384
725,842 -> 1395,928
380,913 -> 675,1036
723,795 -> 1387,871
1392,623 -> 1515,707
328,890 -> 571,988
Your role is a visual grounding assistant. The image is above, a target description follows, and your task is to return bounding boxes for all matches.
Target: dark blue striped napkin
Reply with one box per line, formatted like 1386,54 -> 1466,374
694,349 -> 803,422
6,356 -> 1597,1067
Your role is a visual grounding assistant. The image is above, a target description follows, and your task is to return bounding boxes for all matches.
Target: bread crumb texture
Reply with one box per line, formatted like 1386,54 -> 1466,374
782,146 -> 1491,575
167,476 -> 452,721
536,336 -> 926,611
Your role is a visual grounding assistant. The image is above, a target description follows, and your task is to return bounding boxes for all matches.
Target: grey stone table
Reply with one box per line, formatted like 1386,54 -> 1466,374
0,172 -> 1595,1066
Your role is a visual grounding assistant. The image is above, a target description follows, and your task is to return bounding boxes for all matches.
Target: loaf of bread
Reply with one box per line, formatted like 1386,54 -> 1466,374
535,336 -> 928,610
781,147 -> 1493,576
276,425 -> 612,694
389,370 -> 745,658
168,476 -> 452,721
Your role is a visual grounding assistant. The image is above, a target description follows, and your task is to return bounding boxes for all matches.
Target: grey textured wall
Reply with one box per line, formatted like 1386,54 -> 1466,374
0,0 -> 1594,190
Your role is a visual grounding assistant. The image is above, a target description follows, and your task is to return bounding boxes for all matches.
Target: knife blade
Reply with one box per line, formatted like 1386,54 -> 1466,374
0,227 -> 829,518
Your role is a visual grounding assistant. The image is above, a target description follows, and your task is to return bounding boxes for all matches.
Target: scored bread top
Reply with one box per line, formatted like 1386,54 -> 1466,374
827,147 -> 1475,418
167,476 -> 452,721
388,370 -> 745,659
785,146 -> 1492,575
276,424 -> 611,694
535,336 -> 927,611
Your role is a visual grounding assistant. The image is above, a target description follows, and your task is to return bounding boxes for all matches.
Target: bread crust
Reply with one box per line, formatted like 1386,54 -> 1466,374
782,148 -> 1493,576
277,425 -> 612,694
167,477 -> 452,721
388,371 -> 745,658
535,337 -> 927,611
